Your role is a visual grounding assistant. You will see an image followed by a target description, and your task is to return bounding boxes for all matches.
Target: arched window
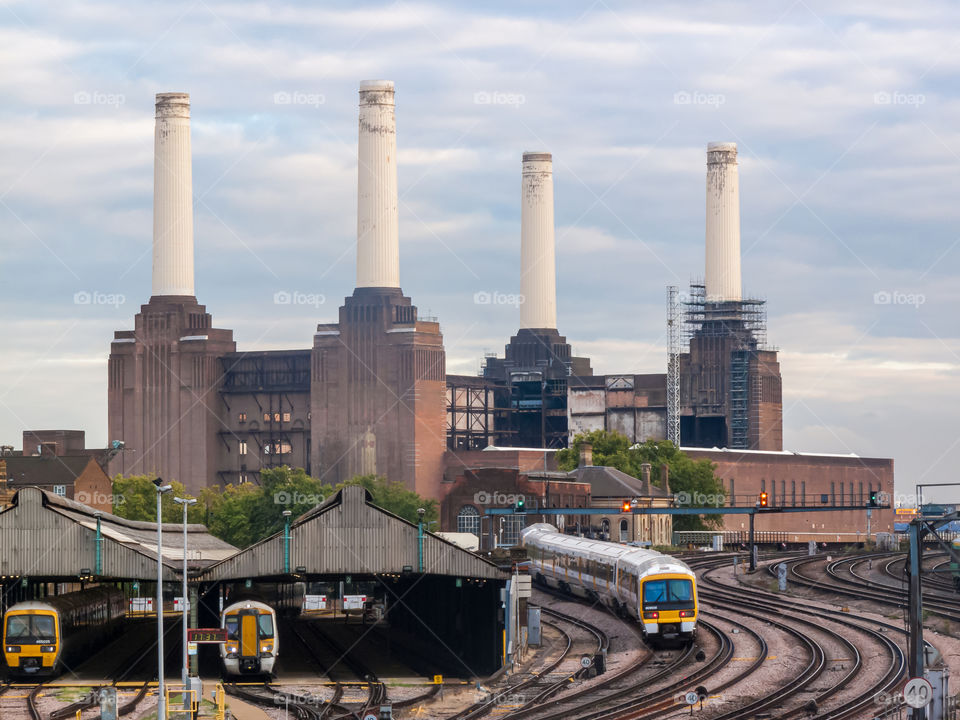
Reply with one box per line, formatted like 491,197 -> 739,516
457,505 -> 481,537
601,518 -> 610,540
619,519 -> 629,543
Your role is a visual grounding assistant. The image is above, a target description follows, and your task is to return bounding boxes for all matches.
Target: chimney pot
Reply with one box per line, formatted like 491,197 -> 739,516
640,463 -> 652,495
579,442 -> 593,468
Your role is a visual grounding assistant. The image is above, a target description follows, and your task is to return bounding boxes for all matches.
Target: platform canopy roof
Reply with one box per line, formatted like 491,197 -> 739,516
0,487 -> 237,581
201,485 -> 506,582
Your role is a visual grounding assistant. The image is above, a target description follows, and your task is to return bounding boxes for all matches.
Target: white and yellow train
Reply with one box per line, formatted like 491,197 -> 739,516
220,599 -> 278,676
522,524 -> 698,645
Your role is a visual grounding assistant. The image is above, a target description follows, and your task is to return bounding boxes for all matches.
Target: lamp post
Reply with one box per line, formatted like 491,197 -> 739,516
173,496 -> 197,696
282,510 -> 292,574
153,479 -> 173,720
93,511 -> 102,577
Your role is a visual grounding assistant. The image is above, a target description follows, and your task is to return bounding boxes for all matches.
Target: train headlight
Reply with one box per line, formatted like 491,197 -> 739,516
41,645 -> 57,653
679,610 -> 695,618
5,645 -> 20,653
642,611 -> 659,620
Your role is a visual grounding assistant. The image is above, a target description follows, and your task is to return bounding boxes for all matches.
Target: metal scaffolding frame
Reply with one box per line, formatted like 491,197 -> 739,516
666,286 -> 681,448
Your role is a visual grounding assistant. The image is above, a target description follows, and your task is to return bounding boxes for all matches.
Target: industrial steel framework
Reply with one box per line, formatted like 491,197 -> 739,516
666,286 -> 681,448
681,282 -> 772,449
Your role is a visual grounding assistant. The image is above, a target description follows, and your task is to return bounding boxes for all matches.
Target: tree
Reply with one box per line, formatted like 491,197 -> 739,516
201,466 -> 330,549
559,432 -> 727,532
111,475 -> 205,524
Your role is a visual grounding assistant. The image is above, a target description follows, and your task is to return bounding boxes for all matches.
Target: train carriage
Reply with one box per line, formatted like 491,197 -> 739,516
220,599 -> 278,676
522,523 -> 698,645
2,587 -> 125,677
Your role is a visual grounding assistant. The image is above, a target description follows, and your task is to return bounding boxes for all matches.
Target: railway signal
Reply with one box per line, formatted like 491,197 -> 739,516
759,492 -> 768,508
621,500 -> 632,513
869,490 -> 879,507
515,497 -> 526,512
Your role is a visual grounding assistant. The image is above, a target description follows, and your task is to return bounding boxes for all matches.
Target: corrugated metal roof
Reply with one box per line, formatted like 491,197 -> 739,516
202,485 -> 506,581
0,488 -> 236,580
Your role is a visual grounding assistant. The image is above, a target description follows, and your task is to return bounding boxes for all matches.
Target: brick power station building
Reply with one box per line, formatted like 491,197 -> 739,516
105,84 -> 893,543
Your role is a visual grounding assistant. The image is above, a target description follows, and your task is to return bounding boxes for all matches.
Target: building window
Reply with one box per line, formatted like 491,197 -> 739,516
263,412 -> 270,422
849,483 -> 854,507
53,485 -> 67,497
500,515 -> 524,547
619,519 -> 629,543
802,481 -> 806,506
780,480 -> 785,506
239,441 -> 247,455
457,505 -> 480,537
791,480 -> 796,507
601,518 -> 610,540
239,473 -> 249,484
831,482 -> 836,505
730,479 -> 735,506
273,412 -> 281,422
859,482 -> 864,504
283,412 -> 291,423
238,412 -> 247,423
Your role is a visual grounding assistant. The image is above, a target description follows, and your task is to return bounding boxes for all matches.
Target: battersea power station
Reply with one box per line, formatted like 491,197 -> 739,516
105,82 -> 895,544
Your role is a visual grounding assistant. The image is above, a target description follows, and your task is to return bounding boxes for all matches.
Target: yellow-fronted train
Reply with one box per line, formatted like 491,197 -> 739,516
3,587 -> 125,677
522,523 -> 698,647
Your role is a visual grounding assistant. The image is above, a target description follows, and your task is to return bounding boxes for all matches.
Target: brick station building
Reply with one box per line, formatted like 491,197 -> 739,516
684,447 -> 895,543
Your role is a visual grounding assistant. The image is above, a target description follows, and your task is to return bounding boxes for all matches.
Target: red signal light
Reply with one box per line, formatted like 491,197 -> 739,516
621,501 -> 632,513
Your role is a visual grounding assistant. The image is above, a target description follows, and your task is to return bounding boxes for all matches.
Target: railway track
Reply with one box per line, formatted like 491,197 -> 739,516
445,604 -> 598,720
694,555 -> 907,720
26,685 -> 42,720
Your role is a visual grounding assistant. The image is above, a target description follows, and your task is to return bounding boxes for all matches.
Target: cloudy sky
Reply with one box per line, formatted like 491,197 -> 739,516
1,1 -> 958,501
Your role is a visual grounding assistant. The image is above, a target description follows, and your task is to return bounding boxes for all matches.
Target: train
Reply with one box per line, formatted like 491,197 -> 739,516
220,599 -> 278,676
521,524 -> 698,646
2,586 -> 125,677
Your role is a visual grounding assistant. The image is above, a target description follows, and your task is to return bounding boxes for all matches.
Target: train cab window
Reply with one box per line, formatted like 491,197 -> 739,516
5,616 -> 30,639
5,615 -> 55,641
643,579 -> 693,604
225,616 -> 239,638
257,614 -> 274,638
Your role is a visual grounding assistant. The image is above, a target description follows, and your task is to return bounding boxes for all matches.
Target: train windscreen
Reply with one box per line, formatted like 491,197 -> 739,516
642,579 -> 694,606
5,615 -> 56,643
257,614 -> 274,638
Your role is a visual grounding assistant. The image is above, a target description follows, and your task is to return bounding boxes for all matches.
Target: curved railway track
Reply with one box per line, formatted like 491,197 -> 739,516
446,603 -> 605,720
694,556 -> 906,720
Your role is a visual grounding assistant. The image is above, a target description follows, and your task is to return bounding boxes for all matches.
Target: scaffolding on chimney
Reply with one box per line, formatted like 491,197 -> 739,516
681,283 -> 770,351
666,286 -> 681,448
681,282 -> 772,450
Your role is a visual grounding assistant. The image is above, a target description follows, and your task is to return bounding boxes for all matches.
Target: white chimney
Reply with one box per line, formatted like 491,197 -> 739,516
520,152 -> 558,330
705,142 -> 742,303
152,92 -> 195,297
356,80 -> 400,289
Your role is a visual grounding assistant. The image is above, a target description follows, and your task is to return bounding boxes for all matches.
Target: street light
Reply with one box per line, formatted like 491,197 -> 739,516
173,496 -> 197,696
153,478 -> 172,720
